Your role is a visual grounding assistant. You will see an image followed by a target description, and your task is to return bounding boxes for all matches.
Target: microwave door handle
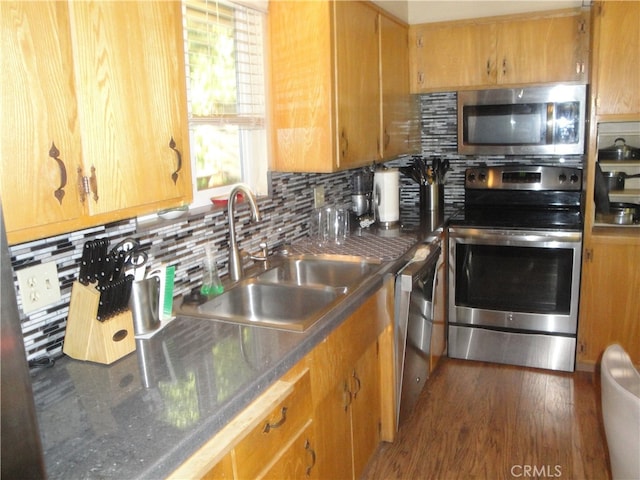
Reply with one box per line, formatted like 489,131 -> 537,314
547,103 -> 554,145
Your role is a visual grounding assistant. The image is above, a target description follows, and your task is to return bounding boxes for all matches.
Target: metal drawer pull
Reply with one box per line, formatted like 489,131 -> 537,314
49,142 -> 67,204
305,439 -> 316,476
263,406 -> 287,433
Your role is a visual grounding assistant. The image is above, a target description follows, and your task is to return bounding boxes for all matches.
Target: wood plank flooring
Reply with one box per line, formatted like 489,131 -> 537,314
362,358 -> 610,479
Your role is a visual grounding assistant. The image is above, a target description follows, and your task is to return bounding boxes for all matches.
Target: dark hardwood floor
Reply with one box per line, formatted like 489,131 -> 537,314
363,358 -> 610,479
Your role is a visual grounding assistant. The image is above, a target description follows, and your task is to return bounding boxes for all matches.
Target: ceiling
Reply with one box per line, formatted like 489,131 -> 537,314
372,0 -> 585,24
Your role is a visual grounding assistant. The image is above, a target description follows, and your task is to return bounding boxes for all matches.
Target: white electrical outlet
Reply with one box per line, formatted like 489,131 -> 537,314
16,262 -> 61,314
314,186 -> 325,209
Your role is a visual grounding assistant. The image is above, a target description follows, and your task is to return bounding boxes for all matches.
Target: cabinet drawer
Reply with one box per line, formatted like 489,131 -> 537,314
233,370 -> 312,479
259,420 -> 317,480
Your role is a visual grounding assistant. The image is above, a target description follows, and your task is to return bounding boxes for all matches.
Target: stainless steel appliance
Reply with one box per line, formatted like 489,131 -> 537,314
448,165 -> 583,372
0,203 -> 46,478
394,231 -> 443,426
458,84 -> 587,156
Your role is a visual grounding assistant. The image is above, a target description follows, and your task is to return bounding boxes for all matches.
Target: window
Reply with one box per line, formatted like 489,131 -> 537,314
183,0 -> 268,206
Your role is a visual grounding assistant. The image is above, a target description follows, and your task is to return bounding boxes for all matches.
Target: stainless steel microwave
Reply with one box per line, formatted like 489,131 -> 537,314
458,85 -> 587,155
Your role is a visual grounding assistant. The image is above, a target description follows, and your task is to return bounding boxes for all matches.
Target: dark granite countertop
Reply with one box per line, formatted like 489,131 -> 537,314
31,213 -> 442,480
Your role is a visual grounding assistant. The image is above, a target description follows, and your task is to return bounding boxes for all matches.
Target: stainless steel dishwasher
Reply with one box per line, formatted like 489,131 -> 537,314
394,231 -> 443,427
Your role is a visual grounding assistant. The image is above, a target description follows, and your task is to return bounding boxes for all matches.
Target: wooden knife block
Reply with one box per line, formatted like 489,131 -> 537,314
64,281 -> 136,365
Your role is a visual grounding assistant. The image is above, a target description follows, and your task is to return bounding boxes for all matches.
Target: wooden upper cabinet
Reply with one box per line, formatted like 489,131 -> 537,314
410,8 -> 589,93
592,1 -> 640,118
334,1 -> 380,169
497,12 -> 589,85
68,1 -> 191,217
410,22 -> 497,92
270,1 -> 413,173
1,1 -> 191,245
380,15 -> 418,160
1,2 -> 85,240
269,1 -> 334,173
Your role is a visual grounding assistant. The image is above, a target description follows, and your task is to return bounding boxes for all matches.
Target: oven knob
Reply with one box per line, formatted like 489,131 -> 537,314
558,173 -> 567,183
467,172 -> 476,182
570,173 -> 579,183
478,172 -> 486,182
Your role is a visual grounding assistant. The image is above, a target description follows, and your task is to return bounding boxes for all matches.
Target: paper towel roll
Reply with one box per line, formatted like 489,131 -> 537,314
373,169 -> 399,225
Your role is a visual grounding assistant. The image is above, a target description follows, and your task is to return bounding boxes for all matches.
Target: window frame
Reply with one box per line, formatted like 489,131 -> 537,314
182,0 -> 270,207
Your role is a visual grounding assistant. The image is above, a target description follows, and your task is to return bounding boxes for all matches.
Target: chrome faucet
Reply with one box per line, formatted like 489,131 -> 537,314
227,184 -> 261,282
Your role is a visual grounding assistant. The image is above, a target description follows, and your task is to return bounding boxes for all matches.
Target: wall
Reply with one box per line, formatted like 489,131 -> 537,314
9,92 -> 584,361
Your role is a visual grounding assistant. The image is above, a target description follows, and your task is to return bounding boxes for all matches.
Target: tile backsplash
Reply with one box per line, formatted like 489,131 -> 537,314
9,92 -> 584,361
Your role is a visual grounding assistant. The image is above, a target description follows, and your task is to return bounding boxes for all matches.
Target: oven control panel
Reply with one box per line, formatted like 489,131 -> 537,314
465,165 -> 582,191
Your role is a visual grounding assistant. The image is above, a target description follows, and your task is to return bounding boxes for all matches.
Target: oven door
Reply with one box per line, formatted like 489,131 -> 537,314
448,227 -> 582,335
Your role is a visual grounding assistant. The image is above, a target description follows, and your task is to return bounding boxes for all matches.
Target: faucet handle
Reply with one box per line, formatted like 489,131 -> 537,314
259,241 -> 268,258
250,241 -> 270,264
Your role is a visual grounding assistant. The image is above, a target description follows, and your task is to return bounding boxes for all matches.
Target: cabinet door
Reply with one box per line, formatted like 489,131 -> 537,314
1,2 -> 85,241
578,239 -> 640,366
314,379 -> 353,479
269,0 -> 335,173
380,15 -> 416,159
497,12 -> 588,85
593,1 -> 640,117
68,1 -> 191,217
410,22 -> 496,92
350,341 -> 381,479
334,1 -> 380,169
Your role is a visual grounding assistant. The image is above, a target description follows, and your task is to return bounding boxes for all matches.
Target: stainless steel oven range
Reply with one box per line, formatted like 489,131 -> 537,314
448,165 -> 583,372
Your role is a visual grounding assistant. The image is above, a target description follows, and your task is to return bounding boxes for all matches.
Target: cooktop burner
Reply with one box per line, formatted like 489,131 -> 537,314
448,206 -> 583,230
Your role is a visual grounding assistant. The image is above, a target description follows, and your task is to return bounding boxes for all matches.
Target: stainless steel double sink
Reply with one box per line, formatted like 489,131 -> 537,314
180,255 -> 380,332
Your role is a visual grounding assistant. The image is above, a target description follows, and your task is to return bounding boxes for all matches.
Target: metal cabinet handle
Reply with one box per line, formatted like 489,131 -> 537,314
305,439 -> 316,476
78,167 -> 87,204
352,370 -> 362,399
486,59 -> 491,76
340,129 -> 349,159
342,380 -> 352,411
263,406 -> 287,433
49,142 -> 67,204
89,166 -> 98,202
169,137 -> 182,184
502,58 -> 507,76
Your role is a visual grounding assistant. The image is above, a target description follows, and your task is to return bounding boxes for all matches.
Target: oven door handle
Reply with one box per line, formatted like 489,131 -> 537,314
449,228 -> 582,246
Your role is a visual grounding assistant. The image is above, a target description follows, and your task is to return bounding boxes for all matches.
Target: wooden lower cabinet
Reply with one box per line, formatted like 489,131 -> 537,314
171,281 -> 395,479
260,421 -> 317,479
578,236 -> 640,367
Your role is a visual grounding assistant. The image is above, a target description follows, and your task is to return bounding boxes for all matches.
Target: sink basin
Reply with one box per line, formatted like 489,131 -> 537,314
255,255 -> 379,289
184,279 -> 343,332
178,255 -> 381,332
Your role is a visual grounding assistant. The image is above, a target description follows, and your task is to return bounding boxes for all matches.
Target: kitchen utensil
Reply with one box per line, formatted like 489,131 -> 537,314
373,169 -> 399,226
602,170 -> 640,191
594,162 -> 611,214
351,194 -> 369,216
596,202 -> 640,225
129,276 -> 161,335
110,238 -> 148,280
598,137 -> 640,161
421,183 -> 444,213
351,170 -> 373,194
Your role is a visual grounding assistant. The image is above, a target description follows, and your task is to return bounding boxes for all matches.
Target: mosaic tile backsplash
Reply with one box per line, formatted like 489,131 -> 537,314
9,92 -> 584,361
